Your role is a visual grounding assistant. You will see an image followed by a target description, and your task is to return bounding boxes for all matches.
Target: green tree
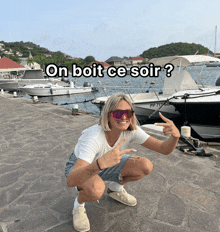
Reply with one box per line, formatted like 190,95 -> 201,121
33,55 -> 46,70
84,56 -> 95,65
27,57 -> 34,68
141,42 -> 212,59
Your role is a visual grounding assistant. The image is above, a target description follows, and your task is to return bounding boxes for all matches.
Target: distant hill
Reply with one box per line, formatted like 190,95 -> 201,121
0,41 -> 95,70
0,41 -> 56,61
141,42 -> 212,59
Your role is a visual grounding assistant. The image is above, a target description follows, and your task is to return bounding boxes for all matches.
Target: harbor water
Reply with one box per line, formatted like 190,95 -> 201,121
22,66 -> 220,117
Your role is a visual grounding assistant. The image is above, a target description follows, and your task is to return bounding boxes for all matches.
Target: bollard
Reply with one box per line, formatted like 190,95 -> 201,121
181,126 -> 191,138
13,92 -> 17,98
72,104 -> 78,115
33,96 -> 39,103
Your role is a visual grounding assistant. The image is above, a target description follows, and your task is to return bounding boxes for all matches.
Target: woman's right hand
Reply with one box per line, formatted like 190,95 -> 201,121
98,138 -> 134,169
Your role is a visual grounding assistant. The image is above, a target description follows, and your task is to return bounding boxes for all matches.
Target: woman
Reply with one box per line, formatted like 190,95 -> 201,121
65,93 -> 180,232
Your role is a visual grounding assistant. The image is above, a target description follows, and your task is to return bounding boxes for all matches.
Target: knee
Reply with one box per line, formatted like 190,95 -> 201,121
141,158 -> 153,176
86,179 -> 105,201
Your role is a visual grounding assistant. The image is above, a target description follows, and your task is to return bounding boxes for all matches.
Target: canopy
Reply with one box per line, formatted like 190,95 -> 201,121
0,56 -> 26,72
149,55 -> 220,67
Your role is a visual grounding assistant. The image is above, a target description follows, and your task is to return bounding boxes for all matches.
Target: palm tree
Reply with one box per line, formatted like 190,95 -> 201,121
27,57 -> 34,69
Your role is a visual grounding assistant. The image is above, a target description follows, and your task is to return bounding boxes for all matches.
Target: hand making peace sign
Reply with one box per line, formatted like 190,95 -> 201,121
156,113 -> 180,138
98,138 -> 134,169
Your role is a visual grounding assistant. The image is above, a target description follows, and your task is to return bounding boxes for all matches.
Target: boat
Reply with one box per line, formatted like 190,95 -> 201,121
205,26 -> 220,67
206,62 -> 220,67
92,55 -> 220,123
167,87 -> 220,140
168,87 -> 220,125
0,69 -> 58,92
20,81 -> 95,97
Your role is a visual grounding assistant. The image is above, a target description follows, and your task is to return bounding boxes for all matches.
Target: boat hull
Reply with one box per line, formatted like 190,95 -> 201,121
92,98 -> 181,123
134,101 -> 180,122
206,63 -> 220,67
169,101 -> 220,125
21,86 -> 92,96
0,79 -> 54,92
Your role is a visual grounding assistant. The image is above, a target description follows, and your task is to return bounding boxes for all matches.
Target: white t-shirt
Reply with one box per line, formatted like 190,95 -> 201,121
74,124 -> 150,164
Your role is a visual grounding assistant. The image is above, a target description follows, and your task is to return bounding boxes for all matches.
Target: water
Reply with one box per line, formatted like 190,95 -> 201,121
22,66 -> 220,116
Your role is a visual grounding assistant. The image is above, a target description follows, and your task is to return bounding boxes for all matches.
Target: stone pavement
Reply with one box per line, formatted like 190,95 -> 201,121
0,92 -> 220,232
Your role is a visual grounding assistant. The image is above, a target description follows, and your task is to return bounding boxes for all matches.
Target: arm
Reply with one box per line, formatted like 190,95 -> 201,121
67,138 -> 135,187
141,113 -> 180,155
67,158 -> 101,187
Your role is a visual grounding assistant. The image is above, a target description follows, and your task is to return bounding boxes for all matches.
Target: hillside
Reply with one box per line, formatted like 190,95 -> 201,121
0,41 -> 54,62
0,41 -> 95,70
0,41 -> 213,69
141,42 -> 212,59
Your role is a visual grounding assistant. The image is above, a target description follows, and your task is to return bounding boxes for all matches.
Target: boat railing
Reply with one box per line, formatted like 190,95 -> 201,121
93,85 -> 177,102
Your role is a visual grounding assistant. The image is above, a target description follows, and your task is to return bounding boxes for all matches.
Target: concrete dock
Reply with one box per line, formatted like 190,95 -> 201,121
0,92 -> 220,232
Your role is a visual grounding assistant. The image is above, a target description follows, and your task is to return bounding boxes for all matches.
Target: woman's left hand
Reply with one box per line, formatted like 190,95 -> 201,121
155,113 -> 180,138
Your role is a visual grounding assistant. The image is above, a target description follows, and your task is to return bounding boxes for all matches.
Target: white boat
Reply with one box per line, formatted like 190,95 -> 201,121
20,81 -> 95,97
167,87 -> 220,140
205,26 -> 220,67
168,87 -> 220,125
206,62 -> 220,67
92,55 -> 220,123
0,69 -> 58,91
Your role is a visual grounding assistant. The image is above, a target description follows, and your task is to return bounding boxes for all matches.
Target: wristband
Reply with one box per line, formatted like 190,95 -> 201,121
96,159 -> 103,170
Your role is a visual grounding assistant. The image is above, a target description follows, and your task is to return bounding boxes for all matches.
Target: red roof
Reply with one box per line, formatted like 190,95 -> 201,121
131,56 -> 145,61
88,61 -> 111,67
0,56 -> 25,70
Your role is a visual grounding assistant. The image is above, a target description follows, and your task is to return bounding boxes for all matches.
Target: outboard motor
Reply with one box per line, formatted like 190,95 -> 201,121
61,77 -> 70,83
83,82 -> 92,87
216,77 -> 220,86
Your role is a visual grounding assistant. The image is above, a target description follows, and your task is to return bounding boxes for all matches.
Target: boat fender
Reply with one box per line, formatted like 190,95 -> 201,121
50,88 -> 53,94
216,77 -> 220,86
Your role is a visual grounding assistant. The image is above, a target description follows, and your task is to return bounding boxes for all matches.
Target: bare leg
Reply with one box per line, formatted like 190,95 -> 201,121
77,175 -> 105,204
120,156 -> 153,185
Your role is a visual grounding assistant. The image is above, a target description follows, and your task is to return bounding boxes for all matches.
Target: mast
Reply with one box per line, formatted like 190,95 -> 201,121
214,26 -> 217,57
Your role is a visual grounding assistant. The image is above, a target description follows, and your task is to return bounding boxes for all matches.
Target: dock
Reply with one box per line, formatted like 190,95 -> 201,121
0,92 -> 220,232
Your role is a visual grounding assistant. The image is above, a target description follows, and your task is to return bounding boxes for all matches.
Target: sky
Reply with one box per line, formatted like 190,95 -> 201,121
1,0 -> 220,61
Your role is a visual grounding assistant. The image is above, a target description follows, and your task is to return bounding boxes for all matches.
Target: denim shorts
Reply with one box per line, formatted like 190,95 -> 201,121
65,152 -> 131,183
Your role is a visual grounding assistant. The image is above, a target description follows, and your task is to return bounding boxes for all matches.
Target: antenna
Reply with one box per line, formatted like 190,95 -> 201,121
214,26 -> 217,57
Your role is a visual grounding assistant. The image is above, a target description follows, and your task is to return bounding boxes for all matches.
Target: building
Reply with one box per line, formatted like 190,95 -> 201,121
131,56 -> 148,65
88,61 -> 111,71
204,53 -> 220,58
0,56 -> 26,76
0,43 -> 5,51
105,56 -> 123,67
19,51 -> 41,70
121,57 -> 132,67
16,51 -> 23,57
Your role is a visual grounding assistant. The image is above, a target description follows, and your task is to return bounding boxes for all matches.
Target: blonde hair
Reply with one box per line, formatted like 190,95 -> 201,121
99,93 -> 140,131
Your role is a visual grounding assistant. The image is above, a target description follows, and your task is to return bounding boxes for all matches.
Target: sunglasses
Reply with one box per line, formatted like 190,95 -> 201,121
110,110 -> 134,120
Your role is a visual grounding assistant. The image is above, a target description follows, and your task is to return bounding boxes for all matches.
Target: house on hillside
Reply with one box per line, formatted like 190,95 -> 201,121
204,53 -> 220,58
131,56 -> 149,65
88,61 -> 111,71
121,57 -> 132,67
72,57 -> 83,61
4,49 -> 14,56
105,56 -> 123,67
0,43 -> 5,51
16,51 -> 23,57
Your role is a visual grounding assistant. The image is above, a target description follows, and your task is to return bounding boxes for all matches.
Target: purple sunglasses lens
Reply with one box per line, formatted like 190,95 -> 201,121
111,110 -> 134,119
112,110 -> 125,119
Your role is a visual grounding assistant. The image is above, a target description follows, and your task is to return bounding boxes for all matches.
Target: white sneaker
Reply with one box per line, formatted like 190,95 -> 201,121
107,188 -> 137,206
72,206 -> 90,232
